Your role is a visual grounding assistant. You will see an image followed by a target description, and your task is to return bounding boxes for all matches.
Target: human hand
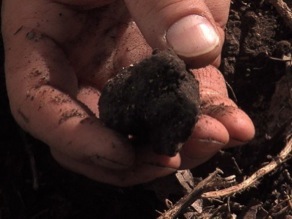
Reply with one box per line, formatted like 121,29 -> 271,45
2,0 -> 255,186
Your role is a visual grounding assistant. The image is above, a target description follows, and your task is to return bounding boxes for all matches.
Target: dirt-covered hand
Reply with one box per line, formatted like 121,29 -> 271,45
2,0 -> 255,186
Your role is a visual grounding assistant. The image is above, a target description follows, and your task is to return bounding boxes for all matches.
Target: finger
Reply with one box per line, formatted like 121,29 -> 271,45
124,0 -> 228,67
52,148 -> 179,187
76,85 -> 101,117
204,106 -> 255,147
3,25 -> 134,169
205,0 -> 231,27
180,115 -> 229,169
193,66 -> 255,146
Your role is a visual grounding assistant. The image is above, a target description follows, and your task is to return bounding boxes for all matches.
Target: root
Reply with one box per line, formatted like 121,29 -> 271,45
202,134 -> 292,199
158,133 -> 292,218
157,169 -> 223,219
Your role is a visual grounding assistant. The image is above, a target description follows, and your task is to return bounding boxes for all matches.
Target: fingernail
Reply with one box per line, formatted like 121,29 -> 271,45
166,15 -> 220,57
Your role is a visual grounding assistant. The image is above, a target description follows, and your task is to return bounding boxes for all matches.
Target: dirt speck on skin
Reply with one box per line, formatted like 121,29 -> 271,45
98,49 -> 200,156
50,93 -> 72,105
25,30 -> 44,42
58,109 -> 87,124
29,69 -> 42,77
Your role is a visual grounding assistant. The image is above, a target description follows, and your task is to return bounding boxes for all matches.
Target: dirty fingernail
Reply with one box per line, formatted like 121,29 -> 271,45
166,15 -> 220,57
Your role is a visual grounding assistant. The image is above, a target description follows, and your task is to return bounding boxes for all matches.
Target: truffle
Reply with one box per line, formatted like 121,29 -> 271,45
98,49 -> 200,156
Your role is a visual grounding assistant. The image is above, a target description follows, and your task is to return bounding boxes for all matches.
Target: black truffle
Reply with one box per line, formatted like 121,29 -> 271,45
98,49 -> 200,156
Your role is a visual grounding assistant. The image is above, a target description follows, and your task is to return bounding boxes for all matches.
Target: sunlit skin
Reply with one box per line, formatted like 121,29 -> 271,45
2,0 -> 255,186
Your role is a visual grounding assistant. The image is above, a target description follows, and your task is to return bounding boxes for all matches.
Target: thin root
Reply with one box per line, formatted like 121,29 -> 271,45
202,134 -> 292,199
157,169 -> 223,219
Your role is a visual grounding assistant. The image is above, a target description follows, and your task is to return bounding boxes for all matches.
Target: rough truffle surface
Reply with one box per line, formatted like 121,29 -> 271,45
98,49 -> 200,156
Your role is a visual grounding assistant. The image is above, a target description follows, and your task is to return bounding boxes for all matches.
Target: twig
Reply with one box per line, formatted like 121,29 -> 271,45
225,81 -> 238,103
202,135 -> 292,199
268,0 -> 292,31
231,157 -> 243,174
157,169 -> 223,219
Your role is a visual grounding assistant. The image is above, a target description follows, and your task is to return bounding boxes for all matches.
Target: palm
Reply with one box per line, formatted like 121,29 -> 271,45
44,2 -> 153,115
56,3 -> 149,90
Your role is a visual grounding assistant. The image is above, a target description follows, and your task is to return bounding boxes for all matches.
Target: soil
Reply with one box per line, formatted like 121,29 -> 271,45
98,49 -> 200,156
0,0 -> 291,218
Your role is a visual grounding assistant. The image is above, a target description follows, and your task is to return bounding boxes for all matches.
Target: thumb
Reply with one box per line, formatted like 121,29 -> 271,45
124,0 -> 223,67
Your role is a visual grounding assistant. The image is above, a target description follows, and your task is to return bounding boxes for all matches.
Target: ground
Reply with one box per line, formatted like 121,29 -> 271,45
0,0 -> 291,218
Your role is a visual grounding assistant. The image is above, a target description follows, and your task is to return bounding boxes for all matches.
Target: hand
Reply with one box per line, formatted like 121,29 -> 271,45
2,0 -> 255,186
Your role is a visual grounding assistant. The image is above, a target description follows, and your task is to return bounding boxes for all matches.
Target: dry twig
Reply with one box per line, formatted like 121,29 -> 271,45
157,169 -> 223,219
202,134 -> 292,199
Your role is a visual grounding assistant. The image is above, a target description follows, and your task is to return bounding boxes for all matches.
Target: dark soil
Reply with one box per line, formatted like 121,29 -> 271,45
1,0 -> 291,218
98,49 -> 200,156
